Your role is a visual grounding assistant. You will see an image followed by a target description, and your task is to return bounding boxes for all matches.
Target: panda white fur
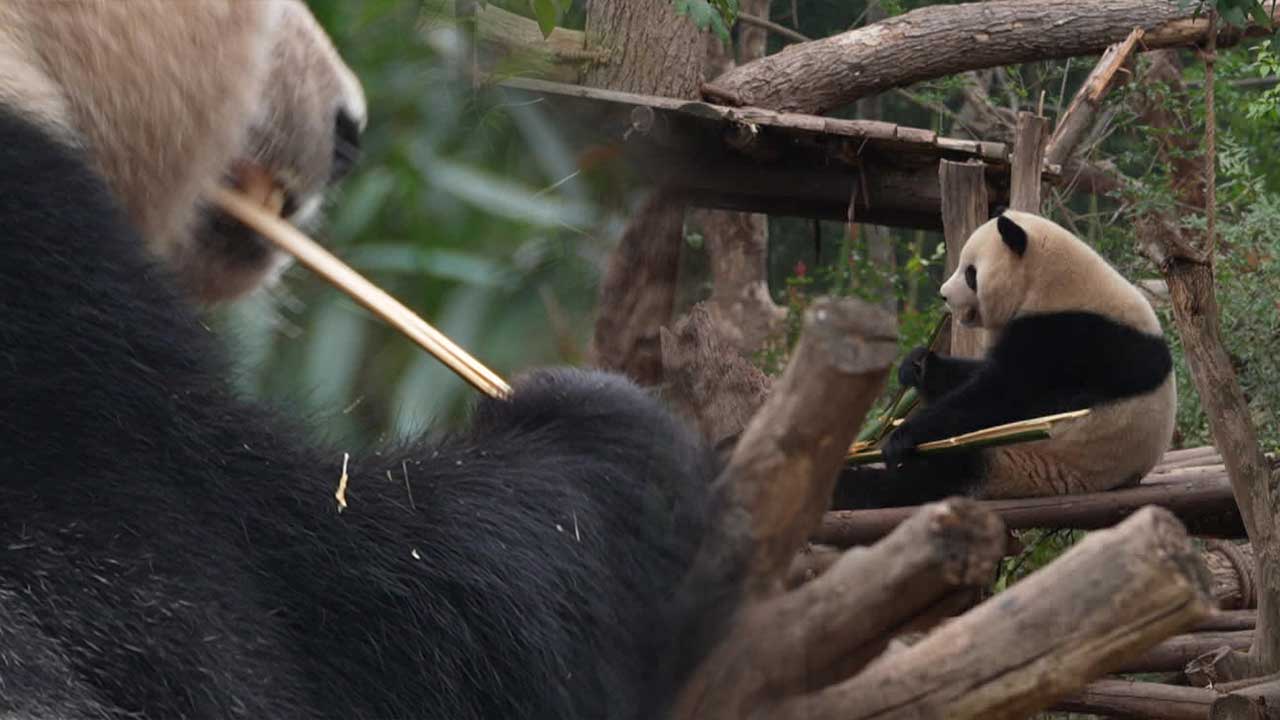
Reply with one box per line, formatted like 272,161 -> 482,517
834,210 -> 1176,509
0,3 -> 734,718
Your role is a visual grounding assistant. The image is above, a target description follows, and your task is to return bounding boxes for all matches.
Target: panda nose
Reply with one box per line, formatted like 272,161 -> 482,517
331,108 -> 362,183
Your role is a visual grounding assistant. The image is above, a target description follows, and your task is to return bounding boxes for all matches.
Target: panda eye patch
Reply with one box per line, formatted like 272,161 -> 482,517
965,265 -> 977,291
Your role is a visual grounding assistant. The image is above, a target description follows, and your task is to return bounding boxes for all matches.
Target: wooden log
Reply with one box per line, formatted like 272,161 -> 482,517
1199,611 -> 1259,632
1009,111 -> 1049,213
1205,542 -> 1258,610
939,159 -> 990,358
1211,678 -> 1280,719
773,507 -> 1214,720
1116,631 -> 1254,673
703,0 -> 1280,114
818,465 -> 1244,546
660,252 -> 989,719
1053,679 -> 1219,720
1045,28 -> 1145,167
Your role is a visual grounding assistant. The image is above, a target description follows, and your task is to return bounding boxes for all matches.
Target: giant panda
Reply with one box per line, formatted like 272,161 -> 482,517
0,2 -> 737,718
834,210 -> 1177,509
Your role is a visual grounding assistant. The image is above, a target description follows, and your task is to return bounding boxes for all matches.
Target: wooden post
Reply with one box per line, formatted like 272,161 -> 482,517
938,159 -> 989,358
1009,111 -> 1050,213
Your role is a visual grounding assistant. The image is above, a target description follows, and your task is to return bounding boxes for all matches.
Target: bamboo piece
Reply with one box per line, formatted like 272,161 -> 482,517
212,187 -> 511,399
846,409 -> 1090,464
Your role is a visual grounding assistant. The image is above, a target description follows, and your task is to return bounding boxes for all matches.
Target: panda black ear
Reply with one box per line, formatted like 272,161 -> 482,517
996,215 -> 1028,257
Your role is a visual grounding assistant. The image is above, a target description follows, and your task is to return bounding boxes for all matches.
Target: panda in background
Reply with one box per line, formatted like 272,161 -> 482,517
834,210 -> 1177,510
0,3 -> 735,719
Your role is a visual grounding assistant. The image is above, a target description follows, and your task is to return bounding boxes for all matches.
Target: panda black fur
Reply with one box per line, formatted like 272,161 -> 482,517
834,211 -> 1177,510
0,3 -> 735,718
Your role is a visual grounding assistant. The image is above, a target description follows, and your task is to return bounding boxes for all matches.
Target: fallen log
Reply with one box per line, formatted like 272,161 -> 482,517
1054,679 -> 1219,720
1211,678 -> 1280,719
774,507 -> 1213,719
1116,631 -> 1254,673
819,465 -> 1243,546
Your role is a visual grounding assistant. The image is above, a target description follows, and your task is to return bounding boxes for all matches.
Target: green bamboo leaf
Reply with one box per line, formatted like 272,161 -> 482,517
530,0 -> 560,39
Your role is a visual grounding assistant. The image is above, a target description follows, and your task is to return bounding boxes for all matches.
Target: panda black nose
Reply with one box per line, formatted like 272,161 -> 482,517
332,108 -> 362,182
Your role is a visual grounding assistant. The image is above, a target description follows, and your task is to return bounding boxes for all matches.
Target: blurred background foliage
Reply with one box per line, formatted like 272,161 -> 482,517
219,0 -> 1280,459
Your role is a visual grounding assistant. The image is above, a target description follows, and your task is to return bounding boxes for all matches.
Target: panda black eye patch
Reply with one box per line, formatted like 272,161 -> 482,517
965,265 -> 977,290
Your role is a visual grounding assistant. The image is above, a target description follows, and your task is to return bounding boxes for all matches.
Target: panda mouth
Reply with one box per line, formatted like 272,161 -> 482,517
227,162 -> 298,220
958,306 -> 982,327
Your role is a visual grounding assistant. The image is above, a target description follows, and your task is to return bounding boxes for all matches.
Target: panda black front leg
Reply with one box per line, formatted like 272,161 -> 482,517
898,347 -> 985,402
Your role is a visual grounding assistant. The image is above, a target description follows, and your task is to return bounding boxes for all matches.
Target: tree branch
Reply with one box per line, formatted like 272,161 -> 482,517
703,0 -> 1280,114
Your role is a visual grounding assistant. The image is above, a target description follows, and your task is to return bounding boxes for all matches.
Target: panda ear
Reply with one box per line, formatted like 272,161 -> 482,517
996,215 -> 1028,257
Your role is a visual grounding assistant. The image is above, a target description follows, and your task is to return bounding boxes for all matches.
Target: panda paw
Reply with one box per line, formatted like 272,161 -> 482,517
897,347 -> 932,390
881,424 -> 920,470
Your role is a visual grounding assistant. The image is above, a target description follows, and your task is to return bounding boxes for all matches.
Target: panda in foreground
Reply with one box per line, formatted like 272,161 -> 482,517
0,2 -> 735,718
834,210 -> 1177,510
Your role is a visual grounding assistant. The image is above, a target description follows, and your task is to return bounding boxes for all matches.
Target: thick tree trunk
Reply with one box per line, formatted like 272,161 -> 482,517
582,0 -> 702,96
692,0 -> 783,357
584,0 -> 703,384
704,0 -> 1280,114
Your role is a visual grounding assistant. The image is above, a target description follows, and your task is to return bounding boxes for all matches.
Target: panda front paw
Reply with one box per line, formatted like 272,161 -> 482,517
881,424 -> 920,470
897,347 -> 932,390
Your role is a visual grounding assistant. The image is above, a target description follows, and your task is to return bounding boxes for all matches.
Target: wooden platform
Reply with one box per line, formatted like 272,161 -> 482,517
820,446 -> 1253,546
497,77 -> 1061,230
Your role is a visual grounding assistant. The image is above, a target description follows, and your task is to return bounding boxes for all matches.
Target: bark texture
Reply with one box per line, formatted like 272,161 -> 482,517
582,0 -> 703,96
704,0 -> 1280,114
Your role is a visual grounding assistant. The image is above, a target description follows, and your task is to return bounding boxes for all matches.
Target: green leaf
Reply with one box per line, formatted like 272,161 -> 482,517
530,0 -> 560,39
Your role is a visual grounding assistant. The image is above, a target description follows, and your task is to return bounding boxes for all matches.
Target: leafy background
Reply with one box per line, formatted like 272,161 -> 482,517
220,0 -> 1280,462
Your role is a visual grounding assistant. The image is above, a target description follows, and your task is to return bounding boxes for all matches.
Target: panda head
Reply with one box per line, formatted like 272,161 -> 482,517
938,210 -> 1034,331
189,1 -> 369,302
4,0 -> 366,302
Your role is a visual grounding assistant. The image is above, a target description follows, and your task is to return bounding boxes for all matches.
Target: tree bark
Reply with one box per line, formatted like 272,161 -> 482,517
704,0 -> 1280,115
775,507 -> 1213,720
582,0 -> 702,96
1211,678 -> 1280,720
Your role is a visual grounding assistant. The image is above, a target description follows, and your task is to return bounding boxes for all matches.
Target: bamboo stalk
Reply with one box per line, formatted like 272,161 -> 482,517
846,409 -> 1091,464
212,187 -> 511,399
852,313 -> 952,450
